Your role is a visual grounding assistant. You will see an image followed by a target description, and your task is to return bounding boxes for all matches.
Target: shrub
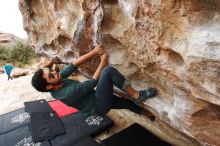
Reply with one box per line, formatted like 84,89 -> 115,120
0,45 -> 9,60
0,41 -> 36,67
10,41 -> 36,64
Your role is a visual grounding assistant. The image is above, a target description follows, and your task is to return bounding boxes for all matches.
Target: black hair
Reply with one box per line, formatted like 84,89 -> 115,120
31,69 -> 49,92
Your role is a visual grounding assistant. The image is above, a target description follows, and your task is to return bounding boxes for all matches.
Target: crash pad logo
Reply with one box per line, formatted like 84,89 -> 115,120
15,136 -> 41,146
11,112 -> 30,124
85,115 -> 103,126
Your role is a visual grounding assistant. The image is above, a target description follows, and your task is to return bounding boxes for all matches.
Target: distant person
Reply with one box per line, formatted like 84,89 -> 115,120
4,62 -> 13,80
31,45 -> 157,117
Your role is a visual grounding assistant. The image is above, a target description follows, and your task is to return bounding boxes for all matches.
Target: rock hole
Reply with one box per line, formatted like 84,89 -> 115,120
64,51 -> 75,60
167,50 -> 185,67
54,0 -> 68,11
161,49 -> 185,68
100,34 -> 121,45
139,106 -> 157,122
58,35 -> 71,50
103,0 -> 118,5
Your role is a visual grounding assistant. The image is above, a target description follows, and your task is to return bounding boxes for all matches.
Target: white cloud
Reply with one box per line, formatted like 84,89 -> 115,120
0,0 -> 27,39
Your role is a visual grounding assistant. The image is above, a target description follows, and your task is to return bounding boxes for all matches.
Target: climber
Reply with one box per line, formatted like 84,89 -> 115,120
31,45 -> 157,117
4,62 -> 13,80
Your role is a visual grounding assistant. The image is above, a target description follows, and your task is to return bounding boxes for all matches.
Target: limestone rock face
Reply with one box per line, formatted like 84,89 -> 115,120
19,0 -> 220,145
0,32 -> 24,46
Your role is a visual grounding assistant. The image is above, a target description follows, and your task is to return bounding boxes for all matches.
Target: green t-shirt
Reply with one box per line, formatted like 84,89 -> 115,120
50,64 -> 98,117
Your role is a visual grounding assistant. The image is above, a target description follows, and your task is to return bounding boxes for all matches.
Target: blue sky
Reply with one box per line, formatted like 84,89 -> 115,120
0,1 -> 27,38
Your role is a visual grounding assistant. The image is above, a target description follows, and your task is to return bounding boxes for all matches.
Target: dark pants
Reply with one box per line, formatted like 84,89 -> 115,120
7,73 -> 13,80
94,66 -> 142,115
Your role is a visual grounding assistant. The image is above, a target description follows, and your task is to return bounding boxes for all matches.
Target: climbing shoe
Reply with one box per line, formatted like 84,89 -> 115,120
134,88 -> 157,104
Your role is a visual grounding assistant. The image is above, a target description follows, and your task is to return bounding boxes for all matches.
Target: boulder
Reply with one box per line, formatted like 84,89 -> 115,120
0,68 -> 4,74
19,0 -> 220,145
11,68 -> 30,78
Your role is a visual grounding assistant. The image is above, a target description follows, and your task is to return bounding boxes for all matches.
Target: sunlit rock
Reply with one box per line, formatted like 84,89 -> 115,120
11,68 -> 31,78
19,0 -> 220,145
0,32 -> 24,46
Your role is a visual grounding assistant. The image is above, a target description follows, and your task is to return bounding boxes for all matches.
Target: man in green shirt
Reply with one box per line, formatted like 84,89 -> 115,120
31,46 -> 157,117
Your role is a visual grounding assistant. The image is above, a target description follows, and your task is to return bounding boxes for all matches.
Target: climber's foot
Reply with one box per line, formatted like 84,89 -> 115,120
134,88 -> 157,104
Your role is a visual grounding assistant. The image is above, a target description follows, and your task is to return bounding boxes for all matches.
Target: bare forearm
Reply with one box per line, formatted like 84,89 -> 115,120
73,45 -> 105,67
73,51 -> 96,67
93,62 -> 106,80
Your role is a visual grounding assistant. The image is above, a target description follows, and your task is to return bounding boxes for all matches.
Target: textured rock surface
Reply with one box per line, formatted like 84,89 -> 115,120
11,68 -> 31,78
19,0 -> 220,145
0,32 -> 24,46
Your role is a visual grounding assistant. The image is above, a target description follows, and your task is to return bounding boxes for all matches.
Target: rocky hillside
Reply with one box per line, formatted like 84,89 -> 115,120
19,0 -> 220,145
0,32 -> 25,47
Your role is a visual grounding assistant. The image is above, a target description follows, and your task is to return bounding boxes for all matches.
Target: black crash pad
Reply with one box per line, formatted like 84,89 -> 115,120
0,124 -> 101,146
24,99 -> 53,113
0,106 -> 113,146
0,108 -> 30,135
69,112 -> 114,137
51,112 -> 113,146
30,111 -> 65,143
72,137 -> 101,146
103,123 -> 171,146
50,113 -> 88,146
0,125 -> 50,146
